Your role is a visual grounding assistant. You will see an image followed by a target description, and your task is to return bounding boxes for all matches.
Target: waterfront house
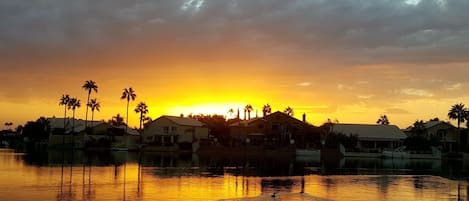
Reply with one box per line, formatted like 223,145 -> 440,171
143,116 -> 209,151
47,117 -> 140,149
331,124 -> 406,152
403,120 -> 458,152
228,111 -> 322,148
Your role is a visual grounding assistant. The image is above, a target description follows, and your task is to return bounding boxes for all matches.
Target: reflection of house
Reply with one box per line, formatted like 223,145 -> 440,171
331,124 -> 406,152
228,111 -> 321,148
143,116 -> 209,151
404,121 -> 458,152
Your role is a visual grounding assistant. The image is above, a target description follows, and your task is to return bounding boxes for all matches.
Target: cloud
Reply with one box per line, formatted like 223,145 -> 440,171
400,88 -> 434,97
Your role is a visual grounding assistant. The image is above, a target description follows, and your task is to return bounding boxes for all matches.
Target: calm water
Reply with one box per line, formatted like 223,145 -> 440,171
0,148 -> 468,201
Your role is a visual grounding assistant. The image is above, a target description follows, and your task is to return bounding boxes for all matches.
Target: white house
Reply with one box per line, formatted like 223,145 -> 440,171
331,124 -> 407,151
143,116 -> 209,146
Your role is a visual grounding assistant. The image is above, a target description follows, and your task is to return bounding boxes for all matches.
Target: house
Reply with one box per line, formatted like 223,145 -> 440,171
228,111 -> 322,148
47,117 -> 140,149
331,124 -> 406,152
143,116 -> 209,151
404,120 -> 458,152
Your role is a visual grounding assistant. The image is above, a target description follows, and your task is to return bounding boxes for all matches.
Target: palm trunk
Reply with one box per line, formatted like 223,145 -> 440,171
139,112 -> 143,130
85,91 -> 91,128
91,110 -> 94,128
72,109 -> 76,133
126,100 -> 129,133
63,106 -> 67,145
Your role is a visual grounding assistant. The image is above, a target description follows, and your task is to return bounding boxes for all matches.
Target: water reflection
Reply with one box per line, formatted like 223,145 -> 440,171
0,148 -> 468,201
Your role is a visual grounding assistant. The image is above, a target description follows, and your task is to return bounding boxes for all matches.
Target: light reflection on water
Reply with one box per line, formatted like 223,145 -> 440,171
0,148 -> 468,201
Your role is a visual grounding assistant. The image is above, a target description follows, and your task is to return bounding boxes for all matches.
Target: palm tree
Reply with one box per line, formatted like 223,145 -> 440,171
448,103 -> 468,130
121,87 -> 136,133
67,98 -> 81,133
228,108 -> 235,119
134,102 -> 149,130
284,107 -> 294,116
82,80 -> 98,128
376,115 -> 390,125
59,94 -> 70,131
109,114 -> 125,127
262,104 -> 272,117
87,98 -> 101,128
244,104 -> 253,120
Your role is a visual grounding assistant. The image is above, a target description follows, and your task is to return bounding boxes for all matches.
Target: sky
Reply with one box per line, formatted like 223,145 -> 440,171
1,0 -> 469,129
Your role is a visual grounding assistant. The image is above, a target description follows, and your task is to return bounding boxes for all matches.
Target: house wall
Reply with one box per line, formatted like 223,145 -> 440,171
143,117 -> 208,144
426,123 -> 458,142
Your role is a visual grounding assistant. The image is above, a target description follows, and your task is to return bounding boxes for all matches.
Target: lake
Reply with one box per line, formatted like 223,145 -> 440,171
0,148 -> 468,201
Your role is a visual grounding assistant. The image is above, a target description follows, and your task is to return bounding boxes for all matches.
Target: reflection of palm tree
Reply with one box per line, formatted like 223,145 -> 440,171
82,80 -> 98,128
59,94 -> 70,132
121,88 -> 137,133
284,107 -> 294,116
376,115 -> 390,125
87,99 -> 101,128
67,98 -> 81,133
244,104 -> 253,120
262,104 -> 272,117
134,102 -> 149,130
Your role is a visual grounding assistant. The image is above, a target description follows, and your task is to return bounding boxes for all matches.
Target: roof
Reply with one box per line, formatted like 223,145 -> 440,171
228,118 -> 261,127
47,117 -> 104,133
423,121 -> 455,129
159,116 -> 205,127
332,124 -> 407,141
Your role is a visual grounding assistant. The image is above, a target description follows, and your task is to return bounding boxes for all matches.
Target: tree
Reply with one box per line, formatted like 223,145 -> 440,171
411,120 -> 426,136
121,87 -> 136,133
82,80 -> 98,128
87,98 -> 101,127
109,114 -> 125,127
59,94 -> 70,131
227,108 -> 235,119
4,122 -> 13,130
262,104 -> 272,117
67,98 -> 81,133
376,115 -> 390,125
244,104 -> 253,120
448,103 -> 468,130
284,106 -> 294,116
134,102 -> 149,130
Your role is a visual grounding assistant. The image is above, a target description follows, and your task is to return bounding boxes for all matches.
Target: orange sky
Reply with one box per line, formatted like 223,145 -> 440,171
1,0 -> 469,129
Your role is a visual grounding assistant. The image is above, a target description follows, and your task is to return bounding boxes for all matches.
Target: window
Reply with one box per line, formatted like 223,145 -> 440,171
171,126 -> 177,132
163,126 -> 169,134
272,124 -> 279,131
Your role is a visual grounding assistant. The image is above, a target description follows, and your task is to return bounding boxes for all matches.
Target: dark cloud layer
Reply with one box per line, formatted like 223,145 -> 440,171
1,0 -> 469,69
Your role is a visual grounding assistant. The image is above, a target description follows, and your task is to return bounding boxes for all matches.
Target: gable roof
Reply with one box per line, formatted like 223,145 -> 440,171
423,121 -> 455,129
47,117 -> 104,133
228,118 -> 261,127
159,116 -> 205,127
332,124 -> 407,141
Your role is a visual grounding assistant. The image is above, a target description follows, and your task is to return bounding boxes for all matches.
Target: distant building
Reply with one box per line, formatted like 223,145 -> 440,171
403,120 -> 458,152
143,116 -> 209,150
228,111 -> 321,148
331,124 -> 406,152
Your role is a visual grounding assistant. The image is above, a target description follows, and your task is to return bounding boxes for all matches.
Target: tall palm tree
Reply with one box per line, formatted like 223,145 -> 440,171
244,104 -> 253,120
82,80 -> 98,128
87,98 -> 101,128
284,107 -> 294,116
134,102 -> 148,130
121,87 -> 136,133
448,103 -> 468,129
67,98 -> 81,133
262,104 -> 272,117
376,115 -> 390,125
59,94 -> 70,131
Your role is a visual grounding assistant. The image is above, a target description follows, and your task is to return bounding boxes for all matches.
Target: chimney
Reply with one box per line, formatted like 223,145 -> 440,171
302,113 -> 306,122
